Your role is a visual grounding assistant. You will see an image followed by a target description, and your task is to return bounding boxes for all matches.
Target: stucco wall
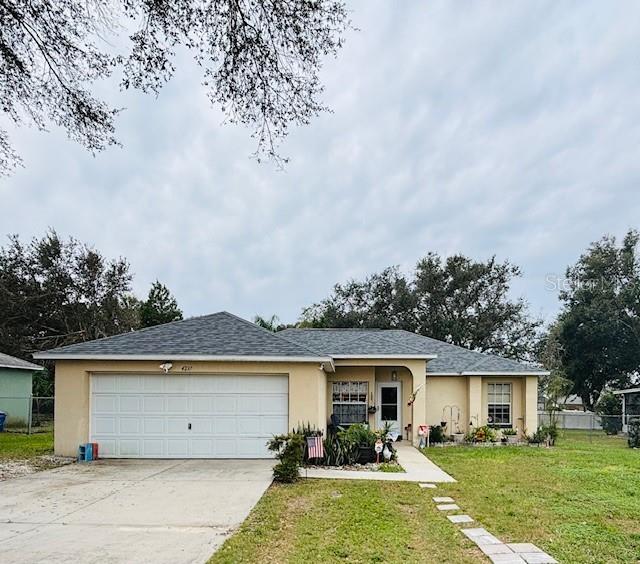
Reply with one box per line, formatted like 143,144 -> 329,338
0,368 -> 33,425
53,357 -> 540,455
54,359 -> 328,456
425,376 -> 468,433
425,374 -> 539,437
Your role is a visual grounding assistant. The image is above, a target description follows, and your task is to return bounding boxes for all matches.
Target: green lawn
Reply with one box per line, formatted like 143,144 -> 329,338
0,431 -> 54,459
426,431 -> 640,563
210,479 -> 482,563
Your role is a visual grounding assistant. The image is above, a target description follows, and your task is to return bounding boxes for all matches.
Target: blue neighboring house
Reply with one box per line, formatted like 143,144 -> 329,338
0,352 -> 44,427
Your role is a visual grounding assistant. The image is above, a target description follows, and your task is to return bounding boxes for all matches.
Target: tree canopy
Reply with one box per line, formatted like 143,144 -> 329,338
140,281 -> 183,328
0,0 -> 350,175
0,230 -> 181,364
300,253 -> 541,360
548,230 -> 640,409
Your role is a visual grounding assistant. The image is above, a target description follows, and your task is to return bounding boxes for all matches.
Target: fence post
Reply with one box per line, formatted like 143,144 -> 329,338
27,394 -> 33,435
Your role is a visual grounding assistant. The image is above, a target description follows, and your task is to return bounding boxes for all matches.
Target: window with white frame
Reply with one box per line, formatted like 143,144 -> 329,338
332,381 -> 368,425
488,383 -> 512,427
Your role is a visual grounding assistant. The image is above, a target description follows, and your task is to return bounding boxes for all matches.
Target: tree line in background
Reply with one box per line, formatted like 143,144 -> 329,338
258,229 -> 640,414
0,230 -> 182,394
3,228 -> 638,412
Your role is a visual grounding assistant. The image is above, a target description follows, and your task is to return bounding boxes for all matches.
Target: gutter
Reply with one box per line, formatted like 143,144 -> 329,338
31,352 -> 334,367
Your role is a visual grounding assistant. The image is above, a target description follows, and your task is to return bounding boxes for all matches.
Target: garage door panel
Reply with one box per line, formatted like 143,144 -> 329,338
167,396 -> 189,412
119,439 -> 141,456
214,416 -> 237,435
237,438 -> 265,456
190,419 -> 213,434
237,417 -> 261,435
260,395 -> 288,414
142,439 -> 164,456
165,378 -> 189,393
119,376 -> 144,392
237,396 -> 260,413
192,396 -> 212,413
167,418 -> 189,434
143,396 -> 165,413
93,396 -> 117,413
143,418 -> 165,434
262,416 -> 289,435
93,375 -> 117,393
191,439 -> 213,455
119,395 -> 141,413
213,396 -> 236,413
119,417 -> 140,434
214,438 -> 237,457
99,439 -> 117,456
167,439 -> 189,456
91,374 -> 288,458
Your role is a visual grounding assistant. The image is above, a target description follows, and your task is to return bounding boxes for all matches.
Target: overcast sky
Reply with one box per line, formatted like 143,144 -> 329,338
2,1 -> 640,326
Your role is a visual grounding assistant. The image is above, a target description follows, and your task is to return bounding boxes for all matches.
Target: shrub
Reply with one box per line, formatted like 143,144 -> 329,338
596,392 -> 623,435
502,428 -> 518,436
267,433 -> 304,483
429,425 -> 446,443
527,424 -> 558,445
628,418 -> 640,448
468,425 -> 498,443
342,423 -> 376,448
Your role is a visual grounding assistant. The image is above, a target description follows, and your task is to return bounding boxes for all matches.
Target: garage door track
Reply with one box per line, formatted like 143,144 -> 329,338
0,459 -> 273,563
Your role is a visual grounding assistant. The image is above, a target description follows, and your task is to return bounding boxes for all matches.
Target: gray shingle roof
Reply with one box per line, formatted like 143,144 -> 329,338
0,352 -> 44,371
34,311 -> 544,374
35,312 -> 326,359
280,328 -> 542,374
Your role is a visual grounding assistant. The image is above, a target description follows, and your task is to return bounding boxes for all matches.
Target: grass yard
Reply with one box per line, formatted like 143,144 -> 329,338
0,431 -> 54,459
210,479 -> 482,564
426,431 -> 640,563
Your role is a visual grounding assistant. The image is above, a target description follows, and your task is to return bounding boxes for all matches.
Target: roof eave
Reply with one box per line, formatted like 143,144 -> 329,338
613,387 -> 640,395
332,354 -> 437,360
32,353 -> 333,364
428,370 -> 549,376
0,363 -> 44,371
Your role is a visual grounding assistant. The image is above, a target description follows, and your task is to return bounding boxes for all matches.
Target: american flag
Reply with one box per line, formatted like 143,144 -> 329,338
306,435 -> 324,460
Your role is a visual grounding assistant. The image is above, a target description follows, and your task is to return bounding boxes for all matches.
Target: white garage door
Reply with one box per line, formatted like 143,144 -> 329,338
90,374 -> 288,458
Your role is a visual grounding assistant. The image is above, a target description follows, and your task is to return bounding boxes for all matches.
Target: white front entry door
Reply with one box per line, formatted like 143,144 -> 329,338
90,373 -> 288,458
376,381 -> 402,433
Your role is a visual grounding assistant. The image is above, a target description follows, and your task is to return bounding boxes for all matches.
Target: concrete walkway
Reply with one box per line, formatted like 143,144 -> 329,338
302,443 -> 455,482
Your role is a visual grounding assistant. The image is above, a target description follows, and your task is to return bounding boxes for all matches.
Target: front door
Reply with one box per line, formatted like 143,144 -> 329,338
376,382 -> 402,433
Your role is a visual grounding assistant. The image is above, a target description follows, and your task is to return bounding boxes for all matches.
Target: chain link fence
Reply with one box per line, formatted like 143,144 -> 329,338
0,396 -> 54,434
538,411 -> 637,439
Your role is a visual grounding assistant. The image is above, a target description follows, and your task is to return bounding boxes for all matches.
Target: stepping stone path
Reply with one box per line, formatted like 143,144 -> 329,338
436,503 -> 460,511
447,514 -> 474,524
419,482 -> 436,488
424,490 -> 558,564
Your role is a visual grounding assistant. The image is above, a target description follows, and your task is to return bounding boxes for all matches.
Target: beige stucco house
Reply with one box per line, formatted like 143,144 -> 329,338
34,312 -> 545,458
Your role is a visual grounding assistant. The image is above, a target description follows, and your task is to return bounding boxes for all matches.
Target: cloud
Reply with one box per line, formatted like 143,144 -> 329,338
2,0 -> 640,325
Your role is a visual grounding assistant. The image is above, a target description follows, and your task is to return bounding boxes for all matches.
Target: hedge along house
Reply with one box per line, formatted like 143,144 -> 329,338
0,352 -> 44,426
34,312 -> 546,458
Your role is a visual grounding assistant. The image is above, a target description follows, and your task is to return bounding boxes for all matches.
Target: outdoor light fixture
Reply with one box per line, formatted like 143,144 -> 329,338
159,362 -> 173,373
391,370 -> 398,381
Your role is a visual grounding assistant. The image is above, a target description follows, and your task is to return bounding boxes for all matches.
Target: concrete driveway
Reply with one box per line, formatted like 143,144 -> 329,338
0,459 -> 273,564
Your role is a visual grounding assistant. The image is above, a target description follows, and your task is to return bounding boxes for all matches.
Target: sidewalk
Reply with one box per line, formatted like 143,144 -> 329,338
301,443 -> 455,482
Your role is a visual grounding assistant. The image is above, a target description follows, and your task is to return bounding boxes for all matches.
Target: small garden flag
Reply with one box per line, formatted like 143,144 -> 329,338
307,435 -> 324,460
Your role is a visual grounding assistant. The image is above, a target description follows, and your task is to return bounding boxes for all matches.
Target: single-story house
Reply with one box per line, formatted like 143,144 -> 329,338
612,387 -> 640,432
0,352 -> 44,426
34,311 -> 545,458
